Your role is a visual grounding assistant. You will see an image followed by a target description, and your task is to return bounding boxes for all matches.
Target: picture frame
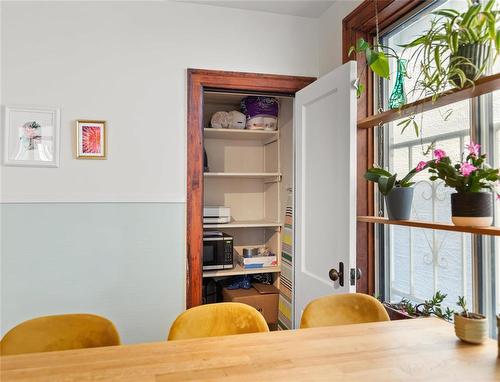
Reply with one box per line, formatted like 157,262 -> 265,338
75,120 -> 107,159
3,105 -> 61,167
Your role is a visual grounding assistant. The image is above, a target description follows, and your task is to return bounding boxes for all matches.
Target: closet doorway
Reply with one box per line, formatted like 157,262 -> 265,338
186,69 -> 315,309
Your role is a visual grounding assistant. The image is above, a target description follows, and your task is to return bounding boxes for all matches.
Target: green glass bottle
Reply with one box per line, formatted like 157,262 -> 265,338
388,59 -> 407,109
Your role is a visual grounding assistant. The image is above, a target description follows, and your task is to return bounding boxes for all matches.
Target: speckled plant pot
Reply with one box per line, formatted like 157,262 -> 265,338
451,192 -> 493,227
454,312 -> 488,344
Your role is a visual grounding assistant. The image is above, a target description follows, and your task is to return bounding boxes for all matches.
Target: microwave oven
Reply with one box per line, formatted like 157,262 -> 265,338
203,231 -> 234,270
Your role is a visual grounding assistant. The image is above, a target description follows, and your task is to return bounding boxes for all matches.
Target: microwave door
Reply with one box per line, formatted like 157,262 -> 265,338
203,239 -> 224,270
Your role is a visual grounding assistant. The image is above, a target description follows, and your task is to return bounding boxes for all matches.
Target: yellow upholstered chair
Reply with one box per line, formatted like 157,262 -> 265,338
168,302 -> 269,340
300,293 -> 390,329
0,314 -> 120,356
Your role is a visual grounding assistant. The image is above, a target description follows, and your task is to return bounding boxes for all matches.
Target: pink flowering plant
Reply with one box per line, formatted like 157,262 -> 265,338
427,142 -> 500,196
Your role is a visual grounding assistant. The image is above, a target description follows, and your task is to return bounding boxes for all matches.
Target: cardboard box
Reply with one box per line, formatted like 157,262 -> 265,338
222,283 -> 279,324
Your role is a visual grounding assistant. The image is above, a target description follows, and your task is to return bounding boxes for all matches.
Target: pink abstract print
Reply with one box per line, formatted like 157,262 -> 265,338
82,125 -> 101,154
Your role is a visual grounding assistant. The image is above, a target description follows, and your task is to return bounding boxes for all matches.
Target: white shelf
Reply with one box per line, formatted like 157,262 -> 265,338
204,128 -> 278,142
203,220 -> 282,229
203,263 -> 281,278
204,172 -> 281,181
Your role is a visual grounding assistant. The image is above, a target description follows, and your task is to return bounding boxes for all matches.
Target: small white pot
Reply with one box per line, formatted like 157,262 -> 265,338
454,312 -> 488,344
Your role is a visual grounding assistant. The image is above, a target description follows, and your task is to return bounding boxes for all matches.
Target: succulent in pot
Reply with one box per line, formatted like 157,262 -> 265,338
454,296 -> 488,344
364,161 -> 429,220
427,142 -> 500,227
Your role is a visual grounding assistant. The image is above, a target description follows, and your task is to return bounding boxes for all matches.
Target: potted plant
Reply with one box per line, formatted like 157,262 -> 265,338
454,296 -> 488,344
365,161 -> 429,220
383,291 -> 454,321
427,142 -> 500,226
403,0 -> 499,96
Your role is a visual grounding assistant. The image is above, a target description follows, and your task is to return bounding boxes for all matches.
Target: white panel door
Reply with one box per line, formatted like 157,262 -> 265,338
294,61 -> 357,328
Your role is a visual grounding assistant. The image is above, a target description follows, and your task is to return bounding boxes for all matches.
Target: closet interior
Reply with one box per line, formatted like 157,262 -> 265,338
201,90 -> 294,329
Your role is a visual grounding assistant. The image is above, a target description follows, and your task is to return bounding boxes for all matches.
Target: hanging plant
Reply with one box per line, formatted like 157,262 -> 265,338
348,38 -> 400,97
350,1 -> 499,139
403,0 -> 499,98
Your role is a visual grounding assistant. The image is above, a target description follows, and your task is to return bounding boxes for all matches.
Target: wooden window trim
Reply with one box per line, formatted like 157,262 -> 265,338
342,0 -> 425,295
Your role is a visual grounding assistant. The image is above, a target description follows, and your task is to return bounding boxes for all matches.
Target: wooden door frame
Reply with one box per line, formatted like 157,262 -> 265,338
186,69 -> 315,308
342,0 -> 425,295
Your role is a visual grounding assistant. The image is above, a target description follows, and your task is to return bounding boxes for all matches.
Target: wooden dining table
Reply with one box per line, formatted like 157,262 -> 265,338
1,318 -> 498,381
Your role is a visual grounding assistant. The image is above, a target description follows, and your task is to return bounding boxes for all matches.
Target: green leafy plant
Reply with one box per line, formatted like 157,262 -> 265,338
457,296 -> 470,318
402,0 -> 499,96
364,161 -> 429,196
385,291 -> 454,321
455,296 -> 484,320
349,38 -> 401,97
427,142 -> 500,195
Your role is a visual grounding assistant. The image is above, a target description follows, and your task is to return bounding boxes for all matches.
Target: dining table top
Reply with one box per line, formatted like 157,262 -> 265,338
1,318 -> 498,381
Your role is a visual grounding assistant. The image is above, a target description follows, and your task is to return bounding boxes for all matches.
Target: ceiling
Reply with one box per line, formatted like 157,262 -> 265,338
179,1 -> 336,18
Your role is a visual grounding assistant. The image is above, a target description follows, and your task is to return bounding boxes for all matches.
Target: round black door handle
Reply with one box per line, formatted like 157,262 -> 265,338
329,268 -> 339,281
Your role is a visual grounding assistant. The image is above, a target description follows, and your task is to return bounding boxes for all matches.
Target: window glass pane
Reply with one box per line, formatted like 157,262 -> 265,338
381,1 -> 474,312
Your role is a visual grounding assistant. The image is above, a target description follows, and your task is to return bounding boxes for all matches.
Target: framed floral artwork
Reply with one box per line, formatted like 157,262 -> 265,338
76,120 -> 106,159
3,106 -> 61,167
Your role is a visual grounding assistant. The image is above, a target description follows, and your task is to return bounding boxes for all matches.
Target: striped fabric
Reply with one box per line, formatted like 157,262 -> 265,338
278,191 -> 293,330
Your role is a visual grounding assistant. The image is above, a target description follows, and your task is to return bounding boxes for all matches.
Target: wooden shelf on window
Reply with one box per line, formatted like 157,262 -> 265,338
357,216 -> 500,236
357,73 -> 500,129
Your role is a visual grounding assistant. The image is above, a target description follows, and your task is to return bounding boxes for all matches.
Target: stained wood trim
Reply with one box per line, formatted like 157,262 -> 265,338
358,72 -> 500,129
343,0 -> 424,296
186,69 -> 315,308
358,216 -> 500,236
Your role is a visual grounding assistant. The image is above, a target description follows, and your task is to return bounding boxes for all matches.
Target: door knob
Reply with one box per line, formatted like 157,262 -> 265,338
329,268 -> 340,281
329,262 -> 344,286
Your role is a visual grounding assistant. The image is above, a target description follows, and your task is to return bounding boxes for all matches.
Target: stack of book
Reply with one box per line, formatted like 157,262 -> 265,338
238,253 -> 277,269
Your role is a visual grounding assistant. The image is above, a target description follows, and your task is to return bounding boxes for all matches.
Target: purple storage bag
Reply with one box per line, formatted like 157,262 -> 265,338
240,97 -> 279,120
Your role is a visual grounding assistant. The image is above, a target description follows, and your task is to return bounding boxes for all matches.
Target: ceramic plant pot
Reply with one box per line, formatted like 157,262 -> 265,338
449,43 -> 492,85
451,192 -> 493,227
385,187 -> 413,220
454,312 -> 488,344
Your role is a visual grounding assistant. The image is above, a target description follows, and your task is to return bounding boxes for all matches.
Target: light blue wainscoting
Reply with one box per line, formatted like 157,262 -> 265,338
1,202 -> 185,344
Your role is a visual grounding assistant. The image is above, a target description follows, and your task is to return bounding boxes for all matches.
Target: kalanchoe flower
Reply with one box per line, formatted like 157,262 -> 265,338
416,161 -> 427,172
465,141 -> 481,157
459,162 -> 477,177
433,149 -> 447,162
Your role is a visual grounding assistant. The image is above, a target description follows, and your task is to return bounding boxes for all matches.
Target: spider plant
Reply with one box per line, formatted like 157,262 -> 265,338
402,0 -> 500,98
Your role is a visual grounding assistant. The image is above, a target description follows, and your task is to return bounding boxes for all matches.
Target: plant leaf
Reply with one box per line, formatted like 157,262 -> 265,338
367,50 -> 390,79
356,38 -> 369,52
433,9 -> 460,18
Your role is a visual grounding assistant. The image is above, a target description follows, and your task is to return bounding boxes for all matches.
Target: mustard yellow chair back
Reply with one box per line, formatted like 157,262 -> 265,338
300,293 -> 390,329
168,302 -> 269,340
0,314 -> 120,356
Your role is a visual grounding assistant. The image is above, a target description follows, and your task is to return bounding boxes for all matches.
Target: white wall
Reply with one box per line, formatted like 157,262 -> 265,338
1,1 -> 319,203
318,0 -> 362,76
0,1 -> 320,343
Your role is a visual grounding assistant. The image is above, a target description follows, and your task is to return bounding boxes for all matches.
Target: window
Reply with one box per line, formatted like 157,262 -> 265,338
378,0 -> 498,332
